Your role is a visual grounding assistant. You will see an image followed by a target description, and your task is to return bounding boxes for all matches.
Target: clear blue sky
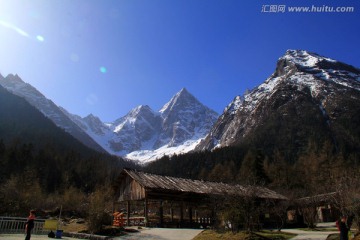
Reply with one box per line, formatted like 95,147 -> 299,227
0,0 -> 359,122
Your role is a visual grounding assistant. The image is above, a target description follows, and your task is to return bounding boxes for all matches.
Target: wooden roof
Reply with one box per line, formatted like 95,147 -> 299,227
116,169 -> 287,201
296,192 -> 338,206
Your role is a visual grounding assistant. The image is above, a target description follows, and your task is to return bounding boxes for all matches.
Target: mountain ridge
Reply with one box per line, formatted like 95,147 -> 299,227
68,87 -> 219,162
0,74 -> 107,153
196,49 -> 360,157
0,73 -> 218,162
2,49 -> 359,165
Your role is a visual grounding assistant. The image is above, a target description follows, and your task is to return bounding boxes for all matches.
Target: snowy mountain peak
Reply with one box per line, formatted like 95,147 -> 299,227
6,73 -> 22,82
159,88 -> 203,117
0,74 -> 106,152
1,74 -> 45,99
84,113 -> 103,124
224,95 -> 243,114
196,50 -> 360,152
281,49 -> 337,68
65,88 -> 218,162
272,50 -> 360,92
129,105 -> 155,117
112,105 -> 158,129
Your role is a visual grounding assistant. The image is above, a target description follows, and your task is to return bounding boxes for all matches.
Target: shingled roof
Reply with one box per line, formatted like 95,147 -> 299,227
118,169 -> 287,200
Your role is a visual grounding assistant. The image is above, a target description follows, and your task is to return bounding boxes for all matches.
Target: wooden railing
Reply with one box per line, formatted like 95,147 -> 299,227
0,216 -> 46,234
125,217 -> 146,226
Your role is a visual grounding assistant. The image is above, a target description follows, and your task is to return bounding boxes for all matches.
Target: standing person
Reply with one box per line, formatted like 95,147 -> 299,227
339,216 -> 350,240
25,210 -> 36,240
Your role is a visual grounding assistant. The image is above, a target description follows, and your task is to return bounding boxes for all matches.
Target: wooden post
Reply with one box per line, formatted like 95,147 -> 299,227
180,201 -> 184,227
144,198 -> 149,227
159,201 -> 164,228
189,207 -> 193,226
170,207 -> 174,222
127,201 -> 131,226
211,207 -> 216,226
169,202 -> 174,222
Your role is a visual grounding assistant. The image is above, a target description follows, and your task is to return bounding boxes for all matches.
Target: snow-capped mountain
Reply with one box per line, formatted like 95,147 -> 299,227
0,71 -> 218,162
0,74 -> 106,153
65,88 -> 219,162
110,105 -> 162,155
157,88 -> 218,148
6,49 -> 356,164
196,50 -> 360,153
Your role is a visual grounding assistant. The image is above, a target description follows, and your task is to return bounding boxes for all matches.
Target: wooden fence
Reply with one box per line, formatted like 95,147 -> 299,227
0,216 -> 46,234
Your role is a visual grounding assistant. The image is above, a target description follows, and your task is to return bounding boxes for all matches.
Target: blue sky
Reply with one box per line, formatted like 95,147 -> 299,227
0,0 -> 359,122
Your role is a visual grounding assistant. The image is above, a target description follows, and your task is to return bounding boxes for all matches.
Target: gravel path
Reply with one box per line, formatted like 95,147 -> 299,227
0,228 -> 341,240
0,234 -> 80,240
117,228 -> 204,240
281,222 -> 340,240
0,228 -> 203,240
282,229 -> 338,240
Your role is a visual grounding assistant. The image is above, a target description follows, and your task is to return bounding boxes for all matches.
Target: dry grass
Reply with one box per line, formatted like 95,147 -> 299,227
327,232 -> 360,240
193,230 -> 248,240
61,221 -> 88,233
193,230 -> 296,240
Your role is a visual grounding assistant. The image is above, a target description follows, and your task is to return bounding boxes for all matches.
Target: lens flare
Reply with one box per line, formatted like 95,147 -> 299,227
0,20 -> 29,37
36,35 -> 44,42
100,67 -> 107,73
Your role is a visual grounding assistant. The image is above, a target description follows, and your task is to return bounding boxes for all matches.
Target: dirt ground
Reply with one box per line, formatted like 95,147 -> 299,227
0,234 -> 80,240
0,228 -> 203,240
115,227 -> 204,240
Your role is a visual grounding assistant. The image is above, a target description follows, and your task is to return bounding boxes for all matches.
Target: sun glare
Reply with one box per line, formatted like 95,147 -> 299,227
100,67 -> 107,73
36,35 -> 44,42
0,20 -> 29,38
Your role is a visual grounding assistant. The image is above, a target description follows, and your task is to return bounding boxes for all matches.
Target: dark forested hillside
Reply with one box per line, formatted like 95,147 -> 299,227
0,85 -> 136,215
0,85 -> 98,155
145,139 -> 359,197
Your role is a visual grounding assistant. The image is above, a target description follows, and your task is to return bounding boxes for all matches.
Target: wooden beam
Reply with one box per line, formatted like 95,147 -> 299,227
159,201 -> 163,228
180,201 -> 184,227
127,201 -> 130,226
170,207 -> 174,222
144,198 -> 149,227
189,207 -> 193,225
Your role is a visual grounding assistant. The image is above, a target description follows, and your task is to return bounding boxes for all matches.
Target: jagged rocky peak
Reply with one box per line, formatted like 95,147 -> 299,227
271,50 -> 360,92
283,50 -> 336,66
112,105 -> 159,128
5,73 -> 22,81
4,74 -> 35,90
82,113 -> 108,135
275,50 -> 323,76
84,113 -> 103,125
1,74 -> 26,88
160,88 -> 199,116
129,105 -> 156,117
276,49 -> 360,76
196,50 -> 360,153
0,73 -> 48,99
224,95 -> 243,115
112,104 -> 161,134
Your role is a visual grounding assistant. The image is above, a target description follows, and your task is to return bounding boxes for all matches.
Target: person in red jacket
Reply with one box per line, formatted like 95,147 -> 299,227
25,210 -> 36,240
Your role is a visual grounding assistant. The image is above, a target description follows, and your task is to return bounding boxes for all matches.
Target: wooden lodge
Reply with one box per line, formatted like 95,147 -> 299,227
113,169 -> 287,228
288,192 -> 341,224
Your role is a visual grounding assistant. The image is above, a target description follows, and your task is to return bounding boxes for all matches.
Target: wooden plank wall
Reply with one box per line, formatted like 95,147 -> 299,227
118,175 -> 146,201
